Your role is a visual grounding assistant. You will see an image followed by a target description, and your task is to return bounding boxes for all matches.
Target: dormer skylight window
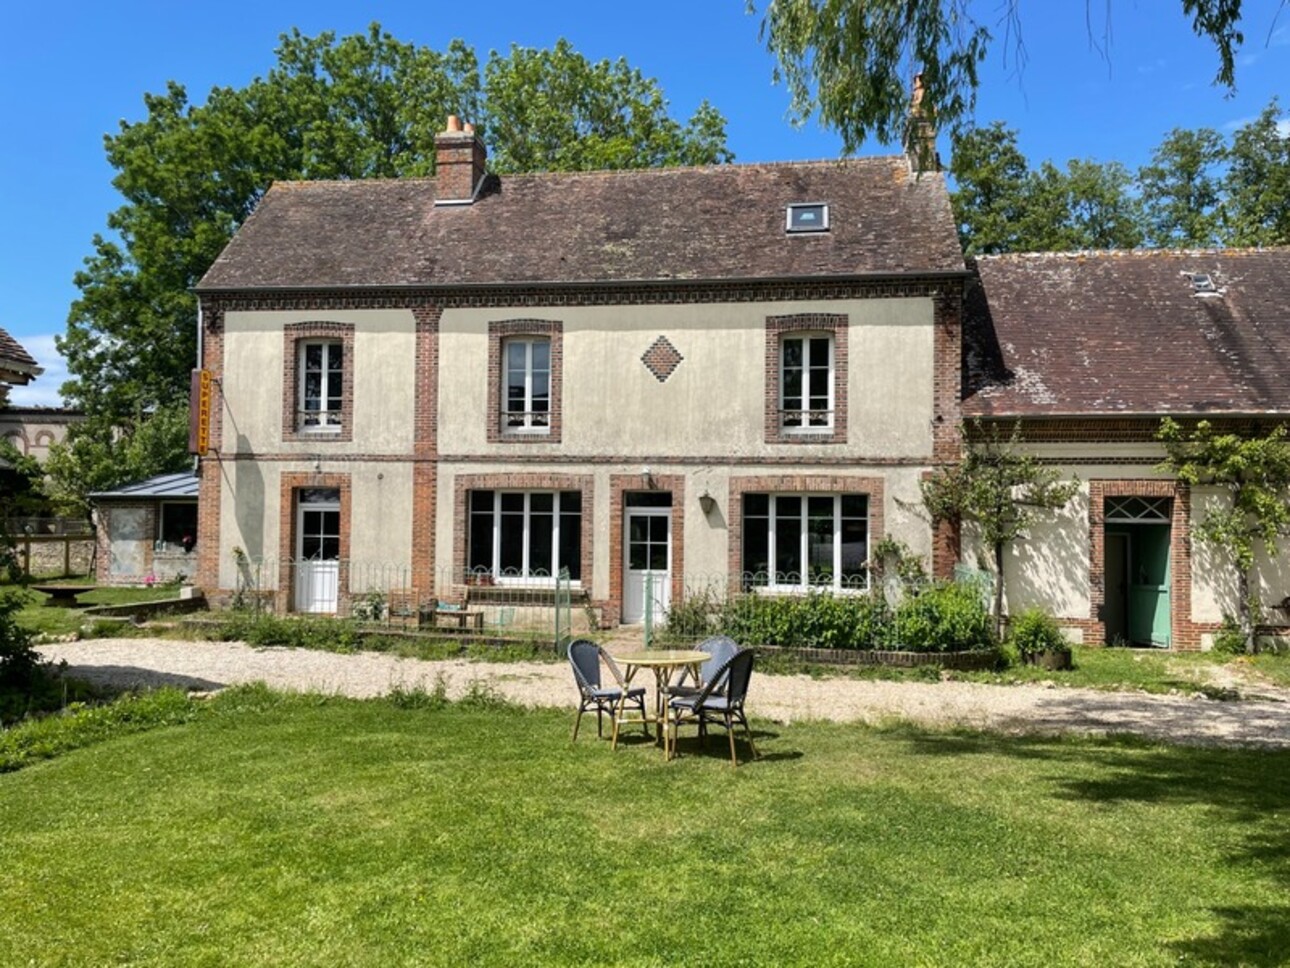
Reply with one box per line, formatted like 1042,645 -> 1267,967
787,203 -> 829,233
1186,272 -> 1217,293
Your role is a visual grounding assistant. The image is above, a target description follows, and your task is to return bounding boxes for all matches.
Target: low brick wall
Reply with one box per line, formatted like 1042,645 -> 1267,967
83,595 -> 207,620
753,644 -> 1000,670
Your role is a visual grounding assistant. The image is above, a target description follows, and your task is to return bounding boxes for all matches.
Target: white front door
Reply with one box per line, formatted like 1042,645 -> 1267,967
295,489 -> 340,614
623,508 -> 670,624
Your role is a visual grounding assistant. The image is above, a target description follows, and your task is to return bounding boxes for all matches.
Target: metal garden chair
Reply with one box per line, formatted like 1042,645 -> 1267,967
666,648 -> 758,766
568,639 -> 648,741
663,635 -> 739,701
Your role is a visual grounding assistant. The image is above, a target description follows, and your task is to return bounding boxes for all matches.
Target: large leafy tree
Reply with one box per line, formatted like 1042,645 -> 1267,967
951,100 -> 1289,254
755,0 -> 1256,152
950,124 -> 1142,253
1224,97 -> 1290,247
1138,127 -> 1227,247
921,422 -> 1080,639
55,25 -> 731,503
1158,418 -> 1290,653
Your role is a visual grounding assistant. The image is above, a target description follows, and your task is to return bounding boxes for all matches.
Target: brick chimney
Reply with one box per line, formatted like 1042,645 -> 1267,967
904,74 -> 941,174
434,115 -> 487,204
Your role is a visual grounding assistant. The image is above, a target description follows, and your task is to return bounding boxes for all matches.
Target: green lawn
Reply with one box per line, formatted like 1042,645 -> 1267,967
8,583 -> 187,638
2,693 -> 1286,966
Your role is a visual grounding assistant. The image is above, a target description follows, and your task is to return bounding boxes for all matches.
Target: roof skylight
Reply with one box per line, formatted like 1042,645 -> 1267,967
786,203 -> 829,233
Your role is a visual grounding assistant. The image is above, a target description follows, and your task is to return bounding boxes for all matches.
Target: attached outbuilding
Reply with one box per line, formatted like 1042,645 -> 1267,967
90,472 -> 200,586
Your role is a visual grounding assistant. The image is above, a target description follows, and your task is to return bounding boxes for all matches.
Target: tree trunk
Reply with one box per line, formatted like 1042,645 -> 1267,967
1239,567 -> 1256,655
993,540 -> 1006,642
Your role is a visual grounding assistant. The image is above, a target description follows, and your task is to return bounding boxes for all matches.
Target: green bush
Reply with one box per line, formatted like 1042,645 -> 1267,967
1006,608 -> 1069,657
208,614 -> 363,652
1212,616 -> 1247,655
893,582 -> 995,653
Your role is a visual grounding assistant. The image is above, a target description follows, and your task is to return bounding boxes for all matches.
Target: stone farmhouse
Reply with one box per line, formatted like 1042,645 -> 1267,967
193,117 -> 1290,648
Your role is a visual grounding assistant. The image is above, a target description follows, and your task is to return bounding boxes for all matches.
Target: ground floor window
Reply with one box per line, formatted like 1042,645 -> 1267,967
468,490 -> 581,582
742,493 -> 868,591
157,501 -> 198,551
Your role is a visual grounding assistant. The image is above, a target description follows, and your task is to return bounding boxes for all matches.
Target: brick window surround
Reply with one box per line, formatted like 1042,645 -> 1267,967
487,319 -> 563,443
282,322 -> 355,443
764,313 -> 848,444
452,472 -> 593,585
278,472 -> 352,614
727,475 -> 884,581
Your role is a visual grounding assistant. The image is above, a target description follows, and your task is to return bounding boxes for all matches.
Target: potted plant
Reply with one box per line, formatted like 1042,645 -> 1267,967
1008,607 -> 1073,671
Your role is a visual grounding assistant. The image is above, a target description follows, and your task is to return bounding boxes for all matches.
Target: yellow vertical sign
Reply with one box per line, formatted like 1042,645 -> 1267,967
189,368 -> 212,455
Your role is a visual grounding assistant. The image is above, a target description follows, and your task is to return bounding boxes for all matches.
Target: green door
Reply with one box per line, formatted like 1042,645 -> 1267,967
1127,525 -> 1171,648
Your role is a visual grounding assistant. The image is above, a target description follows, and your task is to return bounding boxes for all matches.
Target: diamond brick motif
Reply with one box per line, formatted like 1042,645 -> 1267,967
641,335 -> 683,383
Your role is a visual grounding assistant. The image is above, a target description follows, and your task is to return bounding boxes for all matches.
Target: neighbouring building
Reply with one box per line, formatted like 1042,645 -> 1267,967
90,472 -> 200,586
0,325 -> 41,404
193,116 -> 965,625
963,250 -> 1290,649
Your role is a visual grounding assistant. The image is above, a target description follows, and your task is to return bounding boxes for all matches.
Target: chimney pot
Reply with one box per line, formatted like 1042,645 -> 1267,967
463,122 -> 475,135
445,115 -> 462,133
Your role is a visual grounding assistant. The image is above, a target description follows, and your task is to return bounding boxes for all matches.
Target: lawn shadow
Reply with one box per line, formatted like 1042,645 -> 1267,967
896,728 -> 1290,964
58,665 -> 226,694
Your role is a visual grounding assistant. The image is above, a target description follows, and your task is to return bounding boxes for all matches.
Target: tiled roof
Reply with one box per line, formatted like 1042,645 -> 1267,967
197,158 -> 964,291
963,249 -> 1290,417
0,325 -> 40,380
89,472 -> 200,501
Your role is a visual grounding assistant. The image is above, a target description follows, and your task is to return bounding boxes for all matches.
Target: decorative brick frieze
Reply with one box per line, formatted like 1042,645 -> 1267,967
608,473 -> 686,628
726,474 -> 886,579
281,322 -> 356,443
640,336 -> 683,382
216,452 -> 935,467
198,275 -> 964,314
485,319 -> 563,443
764,313 -> 849,445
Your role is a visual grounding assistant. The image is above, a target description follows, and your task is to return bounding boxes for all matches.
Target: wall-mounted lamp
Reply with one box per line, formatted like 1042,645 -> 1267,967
698,490 -> 716,515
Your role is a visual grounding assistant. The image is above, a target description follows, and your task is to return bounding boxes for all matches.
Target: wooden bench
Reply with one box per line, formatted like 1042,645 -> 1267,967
418,606 -> 484,631
30,584 -> 97,607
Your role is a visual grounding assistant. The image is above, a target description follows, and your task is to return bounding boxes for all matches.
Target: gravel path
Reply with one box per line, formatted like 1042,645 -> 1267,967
38,638 -> 1290,750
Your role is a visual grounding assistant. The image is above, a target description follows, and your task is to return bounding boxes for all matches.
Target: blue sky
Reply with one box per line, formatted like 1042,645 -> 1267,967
1,0 -> 1286,407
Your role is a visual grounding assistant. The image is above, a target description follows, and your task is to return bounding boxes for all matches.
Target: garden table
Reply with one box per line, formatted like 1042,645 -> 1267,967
610,650 -> 708,756
31,584 -> 97,607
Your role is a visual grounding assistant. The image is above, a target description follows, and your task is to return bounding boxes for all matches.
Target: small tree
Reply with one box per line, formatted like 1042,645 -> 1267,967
921,422 -> 1079,639
1157,418 -> 1290,653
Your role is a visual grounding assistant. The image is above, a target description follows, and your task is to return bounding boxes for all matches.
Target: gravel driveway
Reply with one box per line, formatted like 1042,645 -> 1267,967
38,638 -> 1290,750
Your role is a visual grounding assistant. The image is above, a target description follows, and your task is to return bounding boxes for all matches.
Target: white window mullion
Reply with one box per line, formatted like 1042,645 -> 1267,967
491,498 -> 501,578
833,495 -> 843,593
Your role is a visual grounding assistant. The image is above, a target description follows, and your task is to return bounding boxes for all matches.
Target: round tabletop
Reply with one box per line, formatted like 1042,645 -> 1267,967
615,650 -> 709,667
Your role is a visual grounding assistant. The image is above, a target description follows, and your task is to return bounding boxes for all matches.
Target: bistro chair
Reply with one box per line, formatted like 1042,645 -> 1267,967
664,635 -> 739,701
568,639 -> 648,742
666,648 -> 758,767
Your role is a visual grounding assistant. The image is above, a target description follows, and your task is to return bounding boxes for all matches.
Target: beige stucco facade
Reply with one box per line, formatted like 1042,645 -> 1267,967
207,293 -> 946,620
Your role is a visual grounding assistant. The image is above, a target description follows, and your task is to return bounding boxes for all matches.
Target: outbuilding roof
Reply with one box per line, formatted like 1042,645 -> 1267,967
0,325 -> 41,382
89,472 -> 200,501
197,157 -> 964,292
963,248 -> 1290,418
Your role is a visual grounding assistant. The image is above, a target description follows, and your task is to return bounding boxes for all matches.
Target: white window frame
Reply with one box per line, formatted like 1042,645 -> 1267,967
745,493 -> 869,593
297,339 -> 344,433
501,337 -> 552,435
786,202 -> 830,233
780,334 -> 835,433
470,490 -> 580,585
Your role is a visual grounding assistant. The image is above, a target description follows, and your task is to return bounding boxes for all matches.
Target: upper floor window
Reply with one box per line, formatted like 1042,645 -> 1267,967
299,341 -> 343,432
781,334 -> 834,432
503,337 -> 551,434
765,313 -> 848,445
282,322 -> 354,443
487,320 -> 563,444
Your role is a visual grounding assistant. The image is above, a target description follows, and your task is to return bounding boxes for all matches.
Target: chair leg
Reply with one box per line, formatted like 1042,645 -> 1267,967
740,710 -> 758,759
572,705 -> 583,742
727,712 -> 738,767
596,705 -> 604,738
638,696 -> 650,737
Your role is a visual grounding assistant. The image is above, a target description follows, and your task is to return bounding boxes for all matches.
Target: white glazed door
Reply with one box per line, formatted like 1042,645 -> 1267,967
622,509 -> 670,624
295,492 -> 340,614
